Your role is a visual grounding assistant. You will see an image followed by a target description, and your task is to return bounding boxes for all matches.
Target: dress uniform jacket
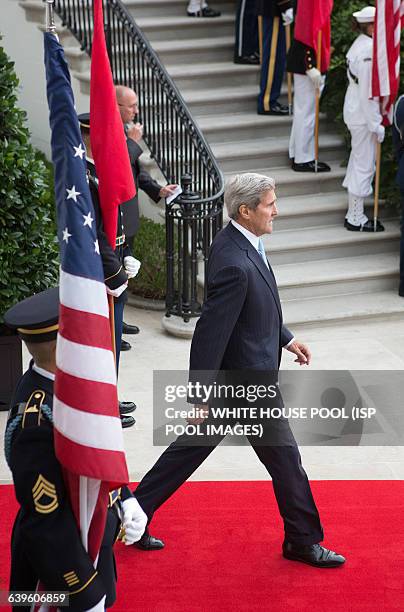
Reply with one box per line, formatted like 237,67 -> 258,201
6,363 -> 132,610
256,0 -> 293,18
120,138 -> 162,239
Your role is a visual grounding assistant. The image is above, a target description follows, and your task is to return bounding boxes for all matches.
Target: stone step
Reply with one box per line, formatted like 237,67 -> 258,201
224,163 -> 347,198
167,61 -> 260,90
197,252 -> 399,301
183,84 -> 287,116
196,112 -> 332,144
262,221 -> 400,265
213,135 -> 345,173
152,35 -> 234,65
136,13 -> 235,41
124,0 -> 236,18
283,289 -> 404,328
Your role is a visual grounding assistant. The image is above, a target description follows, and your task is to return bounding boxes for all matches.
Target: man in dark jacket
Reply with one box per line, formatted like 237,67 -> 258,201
393,95 -> 404,296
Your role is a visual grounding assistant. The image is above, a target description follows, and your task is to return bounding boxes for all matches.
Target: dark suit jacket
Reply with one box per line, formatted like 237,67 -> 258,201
190,223 -> 293,381
393,96 -> 404,191
256,0 -> 293,18
121,139 -> 162,237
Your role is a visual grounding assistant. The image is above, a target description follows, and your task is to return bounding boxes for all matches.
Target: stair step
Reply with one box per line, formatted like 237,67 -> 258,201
213,135 -> 345,172
124,0 -> 235,18
198,252 -> 399,300
152,35 -> 234,64
136,14 -> 235,41
167,61 -> 260,90
262,221 -> 400,265
283,290 -> 404,327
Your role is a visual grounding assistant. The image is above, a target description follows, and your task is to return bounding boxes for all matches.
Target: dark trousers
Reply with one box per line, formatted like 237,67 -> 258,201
235,0 -> 258,59
400,190 -> 404,295
114,294 -> 125,372
134,412 -> 323,545
257,15 -> 286,112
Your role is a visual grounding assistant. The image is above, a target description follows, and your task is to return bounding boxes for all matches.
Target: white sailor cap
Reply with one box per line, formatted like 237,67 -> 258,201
352,6 -> 376,23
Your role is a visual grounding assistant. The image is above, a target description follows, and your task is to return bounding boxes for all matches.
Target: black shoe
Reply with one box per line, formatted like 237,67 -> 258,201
119,401 -> 137,414
134,533 -> 165,550
283,542 -> 345,568
121,339 -> 132,351
258,102 -> 290,116
122,321 -> 140,335
187,6 -> 221,17
121,415 -> 136,428
344,218 -> 385,232
292,160 -> 331,172
234,53 -> 259,65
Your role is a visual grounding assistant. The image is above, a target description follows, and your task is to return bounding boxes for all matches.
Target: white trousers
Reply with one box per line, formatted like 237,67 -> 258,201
289,74 -> 325,164
342,125 -> 377,198
188,0 -> 207,11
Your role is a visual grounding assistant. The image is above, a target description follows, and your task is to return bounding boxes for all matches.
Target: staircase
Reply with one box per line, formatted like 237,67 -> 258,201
18,0 -> 404,327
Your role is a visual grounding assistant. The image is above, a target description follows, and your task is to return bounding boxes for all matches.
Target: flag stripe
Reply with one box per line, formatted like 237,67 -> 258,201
53,396 -> 124,451
59,269 -> 109,318
56,335 -> 117,385
54,370 -> 118,416
59,304 -> 113,350
54,431 -> 128,486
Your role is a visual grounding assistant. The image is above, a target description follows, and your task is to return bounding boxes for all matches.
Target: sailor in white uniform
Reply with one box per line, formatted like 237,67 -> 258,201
342,5 -> 385,232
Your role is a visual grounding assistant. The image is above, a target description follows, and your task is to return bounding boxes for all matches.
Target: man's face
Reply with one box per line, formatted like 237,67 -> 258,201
245,189 -> 278,236
118,90 -> 139,124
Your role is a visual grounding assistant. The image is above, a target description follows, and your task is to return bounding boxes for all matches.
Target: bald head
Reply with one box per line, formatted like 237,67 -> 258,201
115,85 -> 138,124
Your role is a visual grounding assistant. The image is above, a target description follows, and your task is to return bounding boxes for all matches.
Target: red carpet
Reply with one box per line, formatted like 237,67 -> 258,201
1,481 -> 404,611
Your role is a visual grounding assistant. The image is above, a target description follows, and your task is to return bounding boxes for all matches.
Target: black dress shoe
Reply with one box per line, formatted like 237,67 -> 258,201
119,401 -> 137,414
187,6 -> 221,17
283,542 -> 345,568
258,102 -> 290,116
292,160 -> 331,172
122,321 -> 140,335
134,533 -> 165,550
121,415 -> 136,428
121,339 -> 132,351
344,218 -> 385,232
234,53 -> 260,65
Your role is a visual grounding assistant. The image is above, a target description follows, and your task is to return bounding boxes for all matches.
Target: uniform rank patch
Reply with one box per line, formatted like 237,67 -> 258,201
63,571 -> 80,587
32,474 -> 59,514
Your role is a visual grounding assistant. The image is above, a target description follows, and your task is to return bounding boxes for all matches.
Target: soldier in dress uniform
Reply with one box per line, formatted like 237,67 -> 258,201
392,94 -> 404,295
4,288 -> 147,610
257,0 -> 294,115
234,0 -> 259,65
79,113 -> 138,428
342,6 -> 385,232
286,1 -> 331,172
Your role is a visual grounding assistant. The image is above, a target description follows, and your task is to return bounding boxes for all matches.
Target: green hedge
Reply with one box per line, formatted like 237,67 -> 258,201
129,216 -> 166,300
321,1 -> 403,207
0,39 -> 58,327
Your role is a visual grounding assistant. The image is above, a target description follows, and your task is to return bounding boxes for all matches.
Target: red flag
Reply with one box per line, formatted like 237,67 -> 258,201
90,0 -> 136,248
372,0 -> 404,126
294,0 -> 333,73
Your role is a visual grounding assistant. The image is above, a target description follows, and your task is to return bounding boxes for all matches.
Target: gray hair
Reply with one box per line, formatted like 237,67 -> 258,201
224,173 -> 275,220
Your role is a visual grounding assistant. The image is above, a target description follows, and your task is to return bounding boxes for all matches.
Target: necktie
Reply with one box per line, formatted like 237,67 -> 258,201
257,238 -> 269,269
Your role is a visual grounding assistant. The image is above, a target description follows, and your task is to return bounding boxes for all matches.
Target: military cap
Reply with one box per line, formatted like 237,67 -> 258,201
352,6 -> 376,23
78,112 -> 90,133
4,287 -> 59,343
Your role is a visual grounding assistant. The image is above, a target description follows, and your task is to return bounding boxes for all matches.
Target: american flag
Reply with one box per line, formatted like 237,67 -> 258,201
372,0 -> 404,125
44,31 -> 129,563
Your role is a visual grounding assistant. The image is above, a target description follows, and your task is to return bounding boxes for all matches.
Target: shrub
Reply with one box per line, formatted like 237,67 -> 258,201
321,1 -> 403,207
0,39 -> 58,328
129,216 -> 166,300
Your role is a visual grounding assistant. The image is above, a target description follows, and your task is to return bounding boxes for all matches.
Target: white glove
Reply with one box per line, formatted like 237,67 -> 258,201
376,124 -> 385,143
306,67 -> 322,90
122,497 -> 147,545
282,8 -> 293,25
106,281 -> 128,298
124,256 -> 141,279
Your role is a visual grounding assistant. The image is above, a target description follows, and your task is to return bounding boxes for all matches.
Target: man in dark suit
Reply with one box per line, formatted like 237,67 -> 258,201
133,173 -> 345,568
115,85 -> 178,344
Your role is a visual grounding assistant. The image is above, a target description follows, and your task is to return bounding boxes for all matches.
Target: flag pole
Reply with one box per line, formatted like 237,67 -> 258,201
373,142 -> 382,231
314,30 -> 322,173
45,0 -> 56,33
108,294 -> 116,363
286,25 -> 292,115
258,15 -> 263,64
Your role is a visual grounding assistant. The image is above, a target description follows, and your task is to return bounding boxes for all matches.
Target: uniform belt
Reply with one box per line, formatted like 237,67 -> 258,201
348,67 -> 359,85
115,234 -> 125,247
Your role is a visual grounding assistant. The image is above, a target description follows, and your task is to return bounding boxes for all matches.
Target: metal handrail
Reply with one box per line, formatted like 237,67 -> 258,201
53,0 -> 225,207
